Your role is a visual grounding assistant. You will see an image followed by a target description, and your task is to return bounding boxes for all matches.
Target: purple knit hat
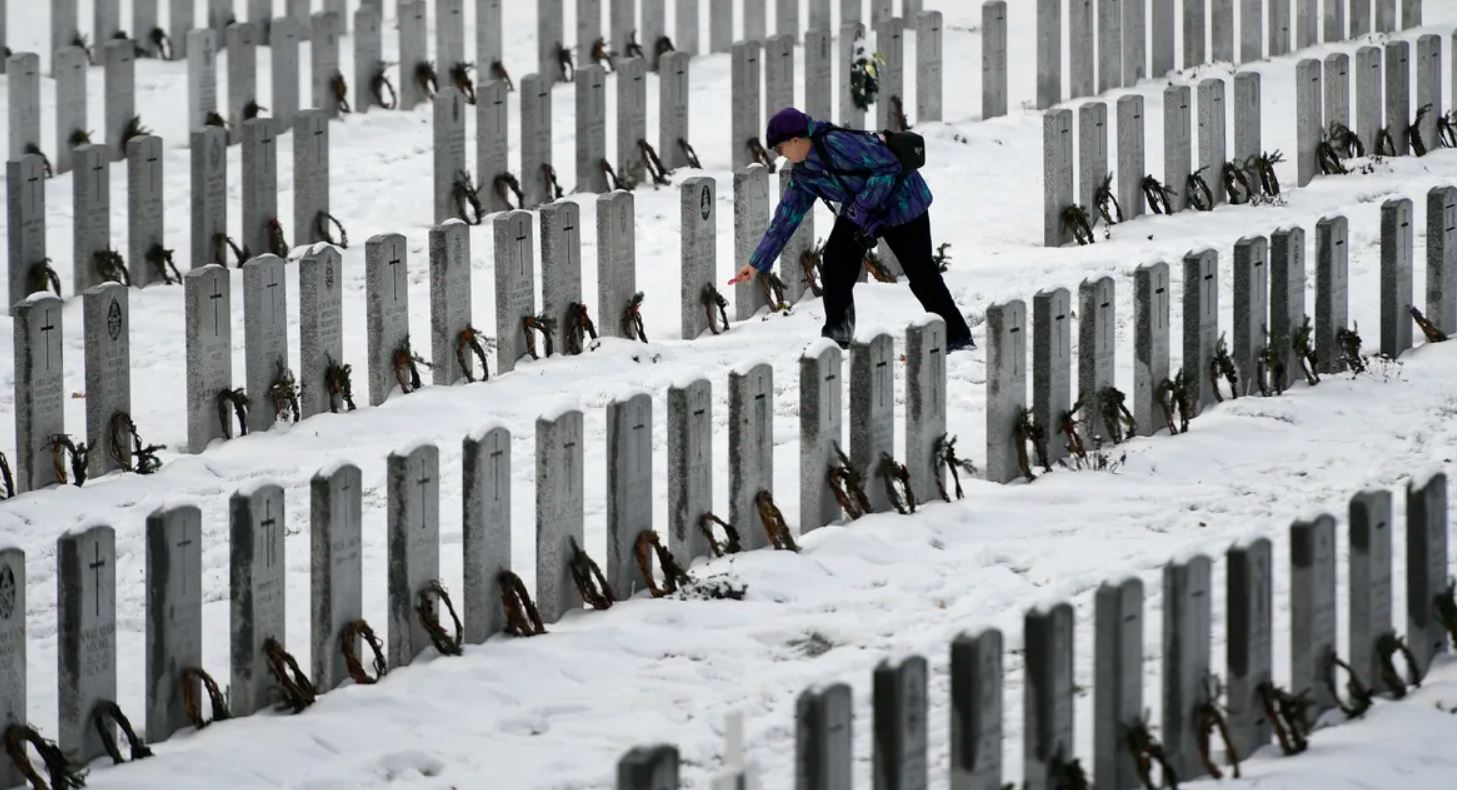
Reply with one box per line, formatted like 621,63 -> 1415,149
765,108 -> 811,149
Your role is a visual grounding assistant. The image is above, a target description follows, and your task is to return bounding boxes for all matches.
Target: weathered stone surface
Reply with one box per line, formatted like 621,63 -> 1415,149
387,443 -> 441,666
225,23 -> 259,142
984,1 -> 1008,118
229,483 -> 287,716
72,144 -> 111,293
297,246 -> 344,420
103,40 -> 135,162
55,47 -> 88,175
190,126 -> 228,269
463,426 -> 512,643
1385,41 -> 1411,156
851,333 -> 896,510
734,165 -> 771,320
576,65 -> 609,194
1225,538 -> 1273,759
240,118 -> 279,260
1036,0 -> 1061,109
269,16 -> 300,132
310,11 -> 343,119
1134,262 -> 1170,436
354,7 -> 383,113
57,525 -> 116,764
293,110 -> 331,248
1197,78 -> 1226,206
1024,603 -> 1074,790
242,254 -> 289,433
1270,226 -> 1307,391
731,41 -> 763,171
1356,46 -> 1382,156
520,74 -> 554,208
1315,215 -> 1350,374
659,51 -> 692,170
1094,578 -> 1143,790
1078,102 -> 1108,219
494,211 -> 536,374
310,462 -> 362,691
6,155 -> 46,309
184,265 -> 231,452
429,221 -> 474,385
1033,287 -> 1071,463
1182,249 -> 1219,414
950,628 -> 1002,789
1291,514 -> 1338,723
1427,187 -> 1457,335
1381,197 -> 1414,357
729,363 -> 775,551
476,80 -> 511,213
1164,84 -> 1191,213
366,233 -> 411,405
617,57 -> 648,188
1078,276 -> 1116,444
872,655 -> 929,788
986,301 -> 1026,483
1043,109 -> 1074,247
397,1 -> 428,111
1296,59 -> 1322,187
1233,236 -> 1269,397
797,683 -> 853,789
83,283 -> 131,478
126,135 -> 165,287
668,379 -> 713,565
13,293 -> 65,492
1117,95 -> 1145,222
607,393 -> 653,597
680,177 -> 717,339
145,506 -> 200,743
1162,555 -> 1212,779
536,411 -> 585,622
800,342 -> 843,532
1349,489 -> 1393,691
1407,473 -> 1449,677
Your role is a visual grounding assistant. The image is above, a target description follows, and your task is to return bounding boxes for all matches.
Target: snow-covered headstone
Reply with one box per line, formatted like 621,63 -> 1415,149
1324,53 -> 1350,136
851,332 -> 896,510
731,41 -> 762,172
464,426 -> 512,643
607,394 -> 654,596
1197,79 -> 1225,206
187,31 -> 218,134
242,254 -> 289,433
536,411 -> 585,622
387,444 -> 441,666
729,363 -> 775,551
1380,197 -> 1414,357
1024,603 -> 1074,790
1348,490 -> 1393,692
7,154 -> 47,308
1115,97 -> 1144,222
668,378 -> 713,564
299,245 -> 344,419
617,57 -> 648,186
1233,71 -> 1260,190
437,0 -> 465,72
311,11 -> 342,120
1078,277 -> 1115,444
597,191 -> 637,339
873,655 -> 929,788
618,744 -> 680,789
1315,215 -> 1349,374
1356,46 -> 1382,156
1042,108 -> 1073,247
1296,59 -> 1321,187
734,165 -> 771,320
57,525 -> 115,764
1151,0 -> 1174,76
521,73 -> 554,208
876,16 -> 906,130
146,506 -> 201,741
1181,249 -> 1218,414
83,283 -> 131,476
73,144 -> 111,293
1291,515 -> 1337,723
434,85 -> 468,223
270,15 -> 300,132
184,265 -> 231,452
1269,0 -> 1291,57
365,232 -> 411,405
354,6 -> 383,114
950,628 -> 1002,789
1225,538 -> 1273,759
1375,0 -> 1397,32
1162,554 -> 1212,779
494,211 -> 536,374
241,117 -> 279,258
778,165 -> 814,304
229,483 -> 288,716
710,0 -> 732,53
1270,226 -> 1306,391
1211,0 -> 1233,64
428,221 -> 473,384
796,683 -> 852,788
906,316 -> 946,501
1078,102 -> 1108,217
679,176 -> 716,338
986,300 -> 1026,483
1416,34 -> 1441,156
1093,578 -> 1143,790
190,127 -> 229,264
478,79 -> 511,212
841,22 -> 868,129
294,110 -> 330,247
55,47 -> 87,175
1133,262 -> 1169,436
1034,287 -> 1072,463
1163,84 -> 1191,213
477,0 -> 503,83
1233,236 -> 1269,397
1406,473 -> 1449,678
398,1 -> 428,111
1385,41 -> 1410,156
659,51 -> 692,170
225,23 -> 258,143
127,134 -> 165,287
765,33 -> 795,126
799,342 -> 842,533
576,64 -> 609,194
1427,187 -> 1457,335
541,201 -> 584,352
984,2 -> 1008,118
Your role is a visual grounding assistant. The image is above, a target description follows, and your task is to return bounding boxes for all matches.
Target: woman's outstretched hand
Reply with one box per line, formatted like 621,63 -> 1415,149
727,265 -> 757,285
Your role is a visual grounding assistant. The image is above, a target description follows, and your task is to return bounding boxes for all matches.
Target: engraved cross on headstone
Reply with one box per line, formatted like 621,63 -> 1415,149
516,228 -> 529,276
210,279 -> 224,335
876,358 -> 889,406
313,125 -> 325,157
260,129 -> 275,168
388,254 -> 403,300
1100,298 -> 1112,345
89,541 -> 107,615
266,266 -> 281,324
1056,311 -> 1067,354
1155,280 -> 1167,329
754,390 -> 769,446
490,447 -> 505,500
929,345 -> 942,403
41,309 -> 57,369
261,500 -> 279,568
148,152 -> 160,190
563,223 -> 576,269
416,469 -> 432,529
177,534 -> 194,593
1203,272 -> 1215,315
1010,324 -> 1023,375
92,159 -> 106,192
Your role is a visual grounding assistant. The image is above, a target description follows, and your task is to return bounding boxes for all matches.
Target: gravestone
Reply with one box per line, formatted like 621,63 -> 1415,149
679,177 -> 717,339
225,23 -> 258,142
1043,109 -> 1074,247
1212,0 -> 1233,62
1296,59 -> 1322,187
1024,603 -> 1074,790
494,211 -> 536,374
1270,227 -> 1307,391
773,0 -> 799,42
429,221 -> 474,385
83,283 -> 131,477
617,57 -> 648,187
1151,0 -> 1175,75
1162,555 -> 1212,779
435,86 -> 469,223
6,155 -> 46,309
354,7 -> 383,113
875,18 -> 905,130
72,145 -> 111,293
536,411 -> 585,622
1197,79 -> 1226,206
841,22 -> 867,129
50,0 -> 78,65
659,51 -> 692,170
745,0 -> 768,40
984,1 -> 1008,118
1356,46 -> 1383,156
1315,215 -> 1349,373
463,426 -> 512,643
986,300 -> 1027,483
1077,102 -> 1108,220
1096,0 -> 1122,94
710,0 -> 732,53
1033,288 -> 1072,463
1269,0 -> 1291,56
731,42 -> 763,171
1402,0 -> 1421,27
873,656 -> 929,788
1291,515 -> 1337,721
190,124 -> 228,270
1324,0 -> 1346,40
597,192 -> 637,339
607,394 -> 653,597
102,42 -> 134,158
1078,277 -> 1116,443
293,111 -> 330,248
184,265 -> 231,452
1164,84 -> 1191,213
247,0 -> 271,39
1385,41 -> 1411,156
1416,34 -> 1441,156
1349,489 -> 1393,691
808,0 -> 830,32
241,118 -> 279,259
310,462 -> 362,692
1233,236 -> 1269,397
1428,187 -> 1457,335
207,0 -> 229,37
851,333 -> 896,511
477,80 -> 511,212
797,683 -> 853,789
57,525 -> 115,764
1183,0 -> 1206,68
578,0 -> 603,60
618,746 -> 680,789
520,74 -> 554,208
170,0 -> 194,58
0,547 -> 16,784
539,0 -> 565,86
575,65 -> 608,194
842,0 -> 863,26
288,0 -> 310,41
1352,0 -> 1372,35
1297,0 -> 1318,47
765,34 -> 795,127
55,47 -> 88,175
1406,473 -> 1449,677
387,443 -> 441,666
397,1 -> 428,111
1376,0 -> 1396,31
779,166 -> 815,304
729,363 -> 775,552
437,0 -> 466,71
1325,53 -> 1351,133
1234,72 -> 1261,190
905,317 -> 947,501
1093,578 -> 1143,790
270,16 -> 300,133
540,202 -> 582,354
668,379 -> 713,564
127,135 -> 165,287
243,254 -> 289,433
800,342 -> 843,532
950,629 -> 1002,789
915,11 -> 943,123
1380,197 -> 1414,357
1117,92 -> 1145,222
366,233 -> 411,405
298,245 -> 344,419
311,12 -> 342,119
144,506 -> 201,742
1225,538 -> 1273,758
1182,249 -> 1219,414
477,0 -> 503,80
640,0 -> 666,71
1036,0 -> 1062,109
734,165 -> 772,320
229,484 -> 288,716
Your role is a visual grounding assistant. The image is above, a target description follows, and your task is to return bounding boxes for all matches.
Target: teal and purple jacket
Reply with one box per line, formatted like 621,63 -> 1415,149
748,119 -> 933,273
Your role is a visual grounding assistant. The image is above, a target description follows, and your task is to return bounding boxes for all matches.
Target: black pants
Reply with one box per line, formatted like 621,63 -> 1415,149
820,212 -> 974,347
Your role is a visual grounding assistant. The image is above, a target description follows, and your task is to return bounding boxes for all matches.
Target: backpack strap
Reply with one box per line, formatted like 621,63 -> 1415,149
808,125 -> 906,226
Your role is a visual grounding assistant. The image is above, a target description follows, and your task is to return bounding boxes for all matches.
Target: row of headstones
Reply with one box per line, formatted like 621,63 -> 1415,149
0,313 -> 952,784
1044,34 -> 1442,247
1035,0 -> 1426,111
615,472 -> 1452,790
997,189 -> 1449,483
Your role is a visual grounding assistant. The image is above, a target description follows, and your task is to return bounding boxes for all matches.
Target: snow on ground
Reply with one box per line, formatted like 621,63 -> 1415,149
5,0 -> 1457,787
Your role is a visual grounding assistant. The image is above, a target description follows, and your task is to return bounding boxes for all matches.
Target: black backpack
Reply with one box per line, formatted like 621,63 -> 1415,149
807,126 -> 924,221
